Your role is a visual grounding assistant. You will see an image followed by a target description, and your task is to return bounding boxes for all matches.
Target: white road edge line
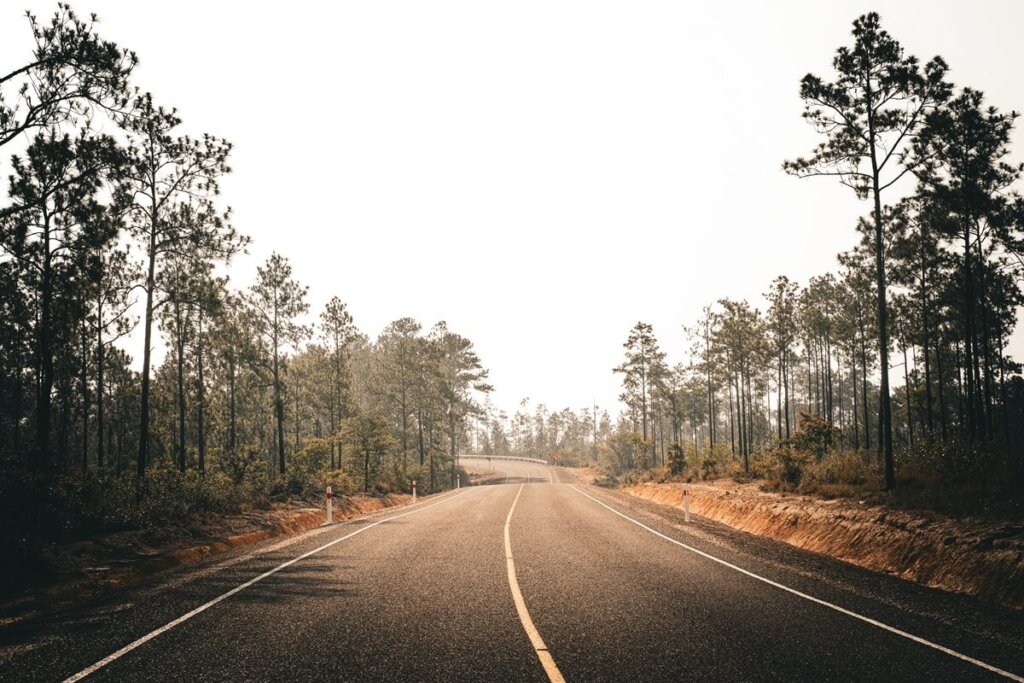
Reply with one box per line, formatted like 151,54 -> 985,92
568,485 -> 1023,683
63,490 -> 469,683
504,484 -> 566,683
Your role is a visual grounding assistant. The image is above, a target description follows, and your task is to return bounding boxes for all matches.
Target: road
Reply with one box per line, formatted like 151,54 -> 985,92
1,458 -> 1022,682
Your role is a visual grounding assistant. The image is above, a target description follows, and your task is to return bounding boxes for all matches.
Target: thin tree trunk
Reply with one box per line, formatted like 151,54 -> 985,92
96,303 -> 106,469
80,318 -> 89,472
228,354 -> 237,454
851,343 -> 860,450
776,359 -> 782,441
867,97 -> 895,488
196,316 -> 206,474
936,331 -> 949,440
36,210 -> 54,470
903,343 -> 914,448
176,316 -> 186,473
783,349 -> 791,439
962,223 -> 978,441
274,341 -> 285,475
138,175 -> 159,479
728,378 -> 736,456
859,315 -> 871,452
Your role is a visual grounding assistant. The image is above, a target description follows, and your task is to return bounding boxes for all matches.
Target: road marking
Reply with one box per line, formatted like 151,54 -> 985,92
504,484 -> 566,683
63,491 -> 468,682
568,485 -> 1024,683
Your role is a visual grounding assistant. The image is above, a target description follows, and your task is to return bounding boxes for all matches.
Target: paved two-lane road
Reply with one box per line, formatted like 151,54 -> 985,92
1,459 -> 1021,681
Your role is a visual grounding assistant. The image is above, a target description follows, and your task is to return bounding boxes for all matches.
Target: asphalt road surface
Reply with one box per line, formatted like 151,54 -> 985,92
2,458 -> 1022,682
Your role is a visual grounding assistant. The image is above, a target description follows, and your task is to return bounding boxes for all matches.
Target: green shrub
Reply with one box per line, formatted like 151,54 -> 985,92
800,449 -> 875,487
791,412 -> 840,460
668,443 -> 686,475
757,448 -> 811,486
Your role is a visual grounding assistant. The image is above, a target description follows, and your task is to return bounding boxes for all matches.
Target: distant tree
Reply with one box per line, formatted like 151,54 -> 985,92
667,442 -> 685,475
614,322 -> 667,464
784,12 -> 950,489
320,297 -> 356,467
766,276 -> 799,440
340,415 -> 396,493
250,253 -> 308,475
375,318 -> 423,470
209,291 -> 254,461
714,299 -> 766,472
431,321 -> 493,482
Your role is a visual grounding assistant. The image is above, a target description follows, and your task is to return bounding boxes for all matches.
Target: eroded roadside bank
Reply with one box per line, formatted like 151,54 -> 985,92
623,480 -> 1024,610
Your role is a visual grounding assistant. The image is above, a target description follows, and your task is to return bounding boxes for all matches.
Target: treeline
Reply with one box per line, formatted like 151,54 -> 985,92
472,401 -> 615,466
0,4 -> 491,550
607,13 -> 1024,498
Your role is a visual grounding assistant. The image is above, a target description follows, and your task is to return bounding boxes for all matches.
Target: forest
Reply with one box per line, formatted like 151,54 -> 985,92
0,6 -> 495,576
476,14 -> 1024,515
2,6 -> 1023,587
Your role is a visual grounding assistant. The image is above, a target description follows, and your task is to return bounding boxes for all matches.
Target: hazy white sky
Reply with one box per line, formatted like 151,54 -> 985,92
3,1 -> 1024,415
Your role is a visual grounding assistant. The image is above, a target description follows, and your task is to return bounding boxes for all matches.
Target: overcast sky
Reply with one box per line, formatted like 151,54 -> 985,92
3,1 -> 1024,416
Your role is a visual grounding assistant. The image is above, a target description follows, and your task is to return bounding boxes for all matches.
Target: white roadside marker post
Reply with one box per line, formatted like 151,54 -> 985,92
412,480 -> 417,503
684,484 -> 690,523
326,485 -> 333,524
457,473 -> 461,489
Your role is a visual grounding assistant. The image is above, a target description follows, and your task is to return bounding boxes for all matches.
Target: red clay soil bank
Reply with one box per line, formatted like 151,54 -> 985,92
156,494 -> 410,571
3,493 -> 412,624
623,481 -> 1024,610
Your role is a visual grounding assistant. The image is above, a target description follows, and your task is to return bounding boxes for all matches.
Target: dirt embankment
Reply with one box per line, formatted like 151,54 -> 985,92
2,493 -> 412,624
624,480 -> 1024,610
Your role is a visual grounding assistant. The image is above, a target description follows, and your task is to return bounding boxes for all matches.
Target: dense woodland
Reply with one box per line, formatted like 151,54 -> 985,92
2,5 -> 1023,577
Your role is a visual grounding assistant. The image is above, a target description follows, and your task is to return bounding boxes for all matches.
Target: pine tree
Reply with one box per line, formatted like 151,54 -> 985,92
785,12 -> 950,489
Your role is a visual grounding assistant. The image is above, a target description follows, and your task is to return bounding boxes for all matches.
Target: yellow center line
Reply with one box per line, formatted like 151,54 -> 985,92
504,484 -> 566,683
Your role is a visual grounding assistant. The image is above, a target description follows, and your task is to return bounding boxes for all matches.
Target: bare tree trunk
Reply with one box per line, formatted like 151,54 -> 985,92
80,318 -> 89,472
936,331 -> 949,440
138,182 -> 158,479
903,343 -> 914,448
783,349 -> 791,439
36,212 -> 54,470
196,316 -> 207,475
96,306 -> 106,469
859,314 -> 871,452
274,343 -> 285,475
961,224 -> 978,441
228,354 -> 237,454
851,344 -> 860,449
867,107 -> 895,488
728,378 -> 735,456
776,359 -> 782,440
176,318 -> 186,473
